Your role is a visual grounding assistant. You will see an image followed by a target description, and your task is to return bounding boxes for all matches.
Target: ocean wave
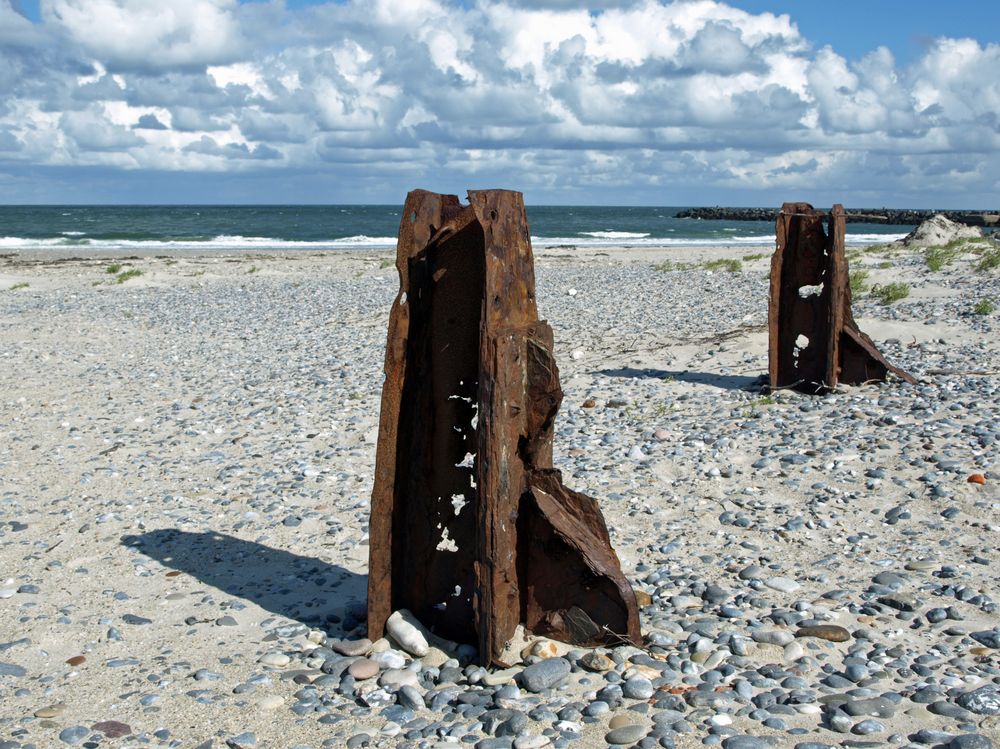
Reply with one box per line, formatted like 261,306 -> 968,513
0,231 -> 907,251
844,233 -> 908,244
534,232 -> 907,248
0,234 -> 400,250
535,234 -> 778,247
579,231 -> 651,239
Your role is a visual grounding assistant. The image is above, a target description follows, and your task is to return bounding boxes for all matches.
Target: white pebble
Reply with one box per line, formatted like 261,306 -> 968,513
258,652 -> 290,667
386,609 -> 429,657
783,641 -> 804,662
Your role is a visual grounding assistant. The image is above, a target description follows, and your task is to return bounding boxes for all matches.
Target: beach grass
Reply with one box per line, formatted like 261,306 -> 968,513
973,298 -> 996,315
924,245 -> 959,271
703,258 -> 742,273
872,282 -> 910,304
115,268 -> 143,284
849,269 -> 869,294
976,247 -> 1000,271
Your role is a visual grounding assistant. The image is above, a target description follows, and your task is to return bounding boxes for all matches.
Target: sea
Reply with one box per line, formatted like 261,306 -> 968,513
0,205 -> 909,252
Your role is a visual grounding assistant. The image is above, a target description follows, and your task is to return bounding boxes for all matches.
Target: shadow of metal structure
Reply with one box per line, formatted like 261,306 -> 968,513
122,529 -> 367,635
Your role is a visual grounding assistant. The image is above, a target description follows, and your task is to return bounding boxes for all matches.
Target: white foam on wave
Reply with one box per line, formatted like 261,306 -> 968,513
0,231 -> 907,251
579,231 -> 651,239
0,234 -> 399,250
845,233 -> 907,245
535,234 -> 776,247
534,232 -> 908,248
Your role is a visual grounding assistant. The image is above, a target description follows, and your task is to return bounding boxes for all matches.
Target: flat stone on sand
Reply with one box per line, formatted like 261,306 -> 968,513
796,625 -> 851,642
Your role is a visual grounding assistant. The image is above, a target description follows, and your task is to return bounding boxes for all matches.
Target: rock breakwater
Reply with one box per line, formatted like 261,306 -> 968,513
677,207 -> 999,227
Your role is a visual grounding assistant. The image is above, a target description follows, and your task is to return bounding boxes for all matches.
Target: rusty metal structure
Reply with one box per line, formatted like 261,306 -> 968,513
769,202 -> 916,394
368,189 -> 641,665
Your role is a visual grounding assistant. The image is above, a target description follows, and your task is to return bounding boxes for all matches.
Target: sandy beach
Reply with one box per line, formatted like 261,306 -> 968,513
1,240 -> 999,749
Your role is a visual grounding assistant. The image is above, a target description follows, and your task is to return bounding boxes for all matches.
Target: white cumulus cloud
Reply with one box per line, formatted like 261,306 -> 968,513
0,0 -> 995,203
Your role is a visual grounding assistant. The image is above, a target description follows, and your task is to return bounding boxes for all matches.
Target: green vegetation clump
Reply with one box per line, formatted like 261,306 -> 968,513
849,269 -> 870,295
654,259 -> 694,272
105,262 -> 123,274
863,243 -> 896,254
247,265 -> 259,274
973,298 -> 996,315
872,282 -> 910,304
924,245 -> 960,271
741,253 -> 768,262
976,247 -> 1000,271
941,237 -> 980,252
703,258 -> 742,273
9,282 -> 29,290
115,268 -> 143,284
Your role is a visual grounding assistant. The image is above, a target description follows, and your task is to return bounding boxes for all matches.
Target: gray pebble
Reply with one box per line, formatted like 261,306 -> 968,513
606,725 -> 647,745
623,676 -> 654,700
58,726 -> 90,745
0,662 -> 26,677
520,658 -> 570,692
950,736 -> 994,749
722,738 -> 771,749
852,719 -> 885,735
956,686 -> 1000,715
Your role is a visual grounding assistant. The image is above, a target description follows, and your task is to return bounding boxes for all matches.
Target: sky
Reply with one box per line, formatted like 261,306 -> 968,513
0,0 -> 998,206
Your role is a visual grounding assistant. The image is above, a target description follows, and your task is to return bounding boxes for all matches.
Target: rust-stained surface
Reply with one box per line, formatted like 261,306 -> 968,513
768,202 -> 916,394
368,189 -> 640,665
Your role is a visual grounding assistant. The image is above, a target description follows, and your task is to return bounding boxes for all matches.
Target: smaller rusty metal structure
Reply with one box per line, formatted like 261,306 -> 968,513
768,202 -> 916,394
368,189 -> 641,666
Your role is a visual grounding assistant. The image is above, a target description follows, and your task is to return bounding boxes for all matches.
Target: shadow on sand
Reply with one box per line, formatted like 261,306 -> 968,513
595,367 -> 763,392
122,529 -> 367,636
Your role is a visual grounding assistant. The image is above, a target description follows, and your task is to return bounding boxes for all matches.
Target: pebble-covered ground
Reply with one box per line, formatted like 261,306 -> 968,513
0,243 -> 998,749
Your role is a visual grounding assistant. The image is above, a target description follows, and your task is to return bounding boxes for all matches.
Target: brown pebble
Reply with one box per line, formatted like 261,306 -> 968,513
579,652 -> 614,672
66,655 -> 86,666
165,570 -> 182,577
92,720 -> 132,738
608,714 -> 636,729
329,637 -> 373,657
633,590 -> 652,607
33,703 -> 65,718
795,625 -> 851,642
348,658 -> 379,680
582,398 -> 596,408
968,473 -> 986,485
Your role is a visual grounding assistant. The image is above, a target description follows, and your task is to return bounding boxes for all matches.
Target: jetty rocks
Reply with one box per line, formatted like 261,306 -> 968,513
677,206 -> 999,227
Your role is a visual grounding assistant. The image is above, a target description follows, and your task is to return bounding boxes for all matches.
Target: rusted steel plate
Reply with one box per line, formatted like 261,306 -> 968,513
768,202 -> 915,393
368,189 -> 640,664
521,470 -> 643,646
